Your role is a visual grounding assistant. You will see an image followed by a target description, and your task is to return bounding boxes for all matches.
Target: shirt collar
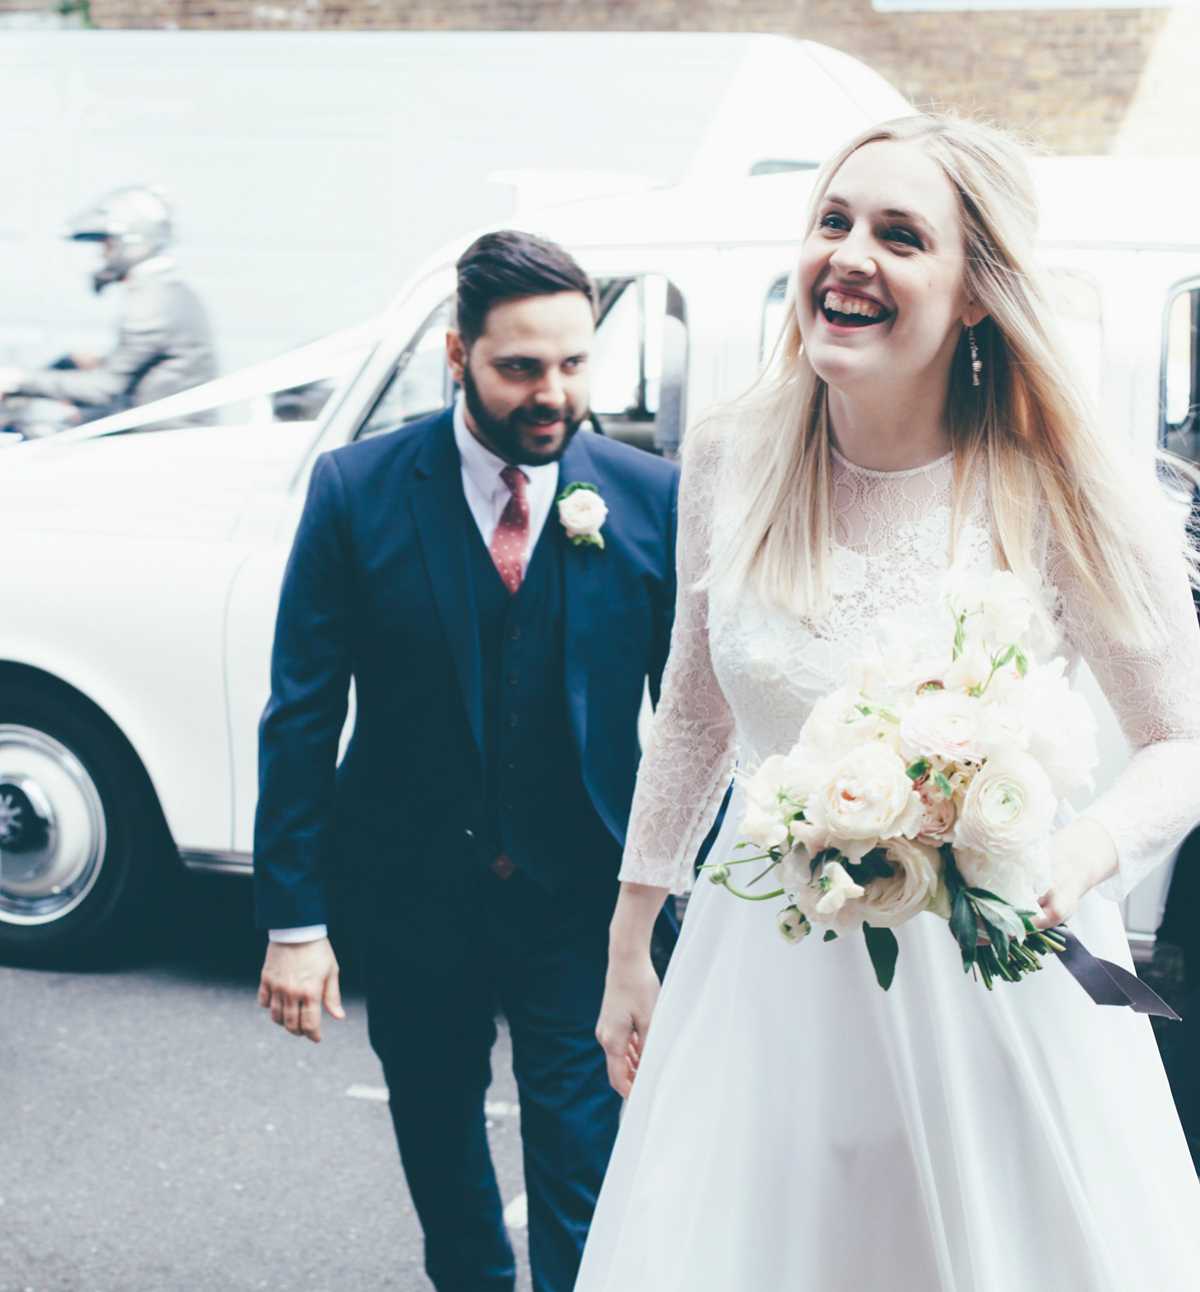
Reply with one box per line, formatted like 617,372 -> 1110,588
452,394 -> 558,493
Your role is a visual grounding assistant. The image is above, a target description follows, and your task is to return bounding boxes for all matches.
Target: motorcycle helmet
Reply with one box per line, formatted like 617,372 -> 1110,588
67,186 -> 173,293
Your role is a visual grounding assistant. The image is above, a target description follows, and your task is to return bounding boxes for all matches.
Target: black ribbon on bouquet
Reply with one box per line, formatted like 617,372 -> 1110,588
1056,928 -> 1181,1020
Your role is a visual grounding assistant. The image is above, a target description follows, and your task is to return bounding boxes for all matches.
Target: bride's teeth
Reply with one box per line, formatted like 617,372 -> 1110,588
823,290 -> 882,320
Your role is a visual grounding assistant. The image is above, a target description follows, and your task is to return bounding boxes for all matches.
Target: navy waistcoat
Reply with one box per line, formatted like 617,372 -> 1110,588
465,511 -> 620,891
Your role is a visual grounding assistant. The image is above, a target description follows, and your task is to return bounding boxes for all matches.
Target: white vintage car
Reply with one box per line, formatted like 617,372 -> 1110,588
1,158 -> 1197,962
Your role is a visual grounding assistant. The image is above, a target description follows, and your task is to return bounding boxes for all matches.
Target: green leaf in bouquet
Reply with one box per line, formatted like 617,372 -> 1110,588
950,890 -> 980,970
863,923 -> 900,990
993,644 -> 1017,668
932,772 -> 954,800
906,758 -> 930,782
970,894 -> 1027,945
824,929 -> 838,942
1014,648 -> 1028,678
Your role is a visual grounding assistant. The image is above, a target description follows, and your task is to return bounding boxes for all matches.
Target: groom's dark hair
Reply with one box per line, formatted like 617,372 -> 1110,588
455,230 -> 597,349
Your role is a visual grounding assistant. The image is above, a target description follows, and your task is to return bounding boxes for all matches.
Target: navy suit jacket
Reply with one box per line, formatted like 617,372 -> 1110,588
253,409 -> 679,959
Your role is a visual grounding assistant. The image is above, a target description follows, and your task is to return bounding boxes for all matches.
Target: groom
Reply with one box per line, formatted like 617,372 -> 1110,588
254,231 -> 679,1292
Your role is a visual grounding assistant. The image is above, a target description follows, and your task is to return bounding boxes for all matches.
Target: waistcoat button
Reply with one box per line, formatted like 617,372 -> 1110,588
506,713 -> 519,728
508,626 -> 521,642
506,672 -> 520,687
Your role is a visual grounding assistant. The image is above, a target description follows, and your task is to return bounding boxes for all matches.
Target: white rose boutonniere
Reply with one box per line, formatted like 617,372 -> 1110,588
557,482 -> 608,549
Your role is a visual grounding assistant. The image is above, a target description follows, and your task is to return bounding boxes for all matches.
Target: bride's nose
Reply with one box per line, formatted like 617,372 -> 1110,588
829,225 -> 878,278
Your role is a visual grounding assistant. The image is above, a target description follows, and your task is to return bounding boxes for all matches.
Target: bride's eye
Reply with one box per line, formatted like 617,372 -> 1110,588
819,212 -> 850,232
884,225 -> 923,249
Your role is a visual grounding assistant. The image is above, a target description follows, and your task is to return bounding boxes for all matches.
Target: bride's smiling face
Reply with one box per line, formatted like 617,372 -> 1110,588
797,139 -> 979,394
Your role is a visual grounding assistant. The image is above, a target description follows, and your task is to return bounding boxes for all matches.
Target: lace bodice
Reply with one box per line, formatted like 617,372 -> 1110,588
621,416 -> 1200,900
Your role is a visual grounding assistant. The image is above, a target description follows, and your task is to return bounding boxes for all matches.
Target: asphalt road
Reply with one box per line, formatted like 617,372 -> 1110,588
0,875 -> 532,1292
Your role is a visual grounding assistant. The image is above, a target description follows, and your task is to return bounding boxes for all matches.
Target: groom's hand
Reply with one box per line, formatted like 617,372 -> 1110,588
257,938 -> 346,1043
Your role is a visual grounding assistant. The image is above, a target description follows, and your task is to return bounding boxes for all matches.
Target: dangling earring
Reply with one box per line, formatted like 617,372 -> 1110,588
968,325 -> 982,387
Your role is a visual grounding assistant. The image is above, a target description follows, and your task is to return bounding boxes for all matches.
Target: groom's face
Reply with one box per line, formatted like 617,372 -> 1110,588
447,291 -> 594,466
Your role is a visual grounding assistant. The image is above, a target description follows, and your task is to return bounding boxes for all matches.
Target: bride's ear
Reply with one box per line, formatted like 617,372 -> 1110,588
963,301 -> 989,328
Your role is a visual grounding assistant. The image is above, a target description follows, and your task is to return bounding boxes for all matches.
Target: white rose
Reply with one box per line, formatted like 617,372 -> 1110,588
739,750 -> 825,851
942,642 -> 994,696
859,837 -> 943,928
557,489 -> 608,537
946,569 -> 1034,648
1015,657 -> 1098,798
899,689 -> 994,765
801,689 -> 902,759
954,846 -> 1041,910
953,750 -> 1056,861
807,744 -> 923,862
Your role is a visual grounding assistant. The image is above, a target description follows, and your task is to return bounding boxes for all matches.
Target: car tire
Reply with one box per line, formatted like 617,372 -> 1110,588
0,678 -> 172,967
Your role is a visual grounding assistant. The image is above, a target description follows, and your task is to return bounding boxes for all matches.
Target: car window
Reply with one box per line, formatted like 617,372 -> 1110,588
1163,284 -> 1200,461
357,300 -> 456,439
356,276 -> 688,457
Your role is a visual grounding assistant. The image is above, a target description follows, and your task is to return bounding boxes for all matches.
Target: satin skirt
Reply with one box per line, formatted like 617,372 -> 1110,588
575,800 -> 1200,1292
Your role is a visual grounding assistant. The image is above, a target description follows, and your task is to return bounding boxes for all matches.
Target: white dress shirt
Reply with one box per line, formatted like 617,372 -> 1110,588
269,397 -> 561,945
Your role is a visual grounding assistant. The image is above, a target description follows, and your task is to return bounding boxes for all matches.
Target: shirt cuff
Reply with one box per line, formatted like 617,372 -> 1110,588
268,924 -> 329,944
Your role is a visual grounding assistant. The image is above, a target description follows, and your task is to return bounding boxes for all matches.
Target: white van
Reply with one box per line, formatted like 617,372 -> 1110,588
0,157 -> 1196,961
0,30 -> 906,376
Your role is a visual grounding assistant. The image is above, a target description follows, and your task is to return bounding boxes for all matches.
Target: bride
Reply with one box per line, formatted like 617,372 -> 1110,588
576,115 -> 1200,1291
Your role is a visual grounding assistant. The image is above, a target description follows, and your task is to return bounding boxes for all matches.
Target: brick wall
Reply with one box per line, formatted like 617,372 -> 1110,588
4,0 -> 1170,154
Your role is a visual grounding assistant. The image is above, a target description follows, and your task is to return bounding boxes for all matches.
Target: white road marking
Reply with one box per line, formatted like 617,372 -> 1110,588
503,1192 -> 528,1230
344,1087 -> 521,1119
345,1084 -> 389,1102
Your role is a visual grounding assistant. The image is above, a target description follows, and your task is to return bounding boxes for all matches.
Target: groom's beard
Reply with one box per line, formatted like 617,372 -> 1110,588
461,362 -> 586,467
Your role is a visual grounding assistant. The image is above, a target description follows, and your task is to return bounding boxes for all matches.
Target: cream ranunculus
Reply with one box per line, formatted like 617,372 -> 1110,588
953,750 -> 1056,861
557,488 -> 608,542
807,744 -> 923,862
858,838 -> 943,928
899,689 -> 994,766
776,905 -> 810,943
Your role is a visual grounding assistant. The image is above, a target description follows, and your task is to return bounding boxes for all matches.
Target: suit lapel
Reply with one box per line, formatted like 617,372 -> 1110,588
409,412 -> 484,757
557,433 -> 606,759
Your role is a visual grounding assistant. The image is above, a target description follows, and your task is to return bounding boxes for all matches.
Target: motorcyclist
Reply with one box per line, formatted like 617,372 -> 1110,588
0,187 -> 216,424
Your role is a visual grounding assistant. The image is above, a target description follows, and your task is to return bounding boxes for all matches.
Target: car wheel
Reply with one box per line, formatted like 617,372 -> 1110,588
0,680 -> 171,966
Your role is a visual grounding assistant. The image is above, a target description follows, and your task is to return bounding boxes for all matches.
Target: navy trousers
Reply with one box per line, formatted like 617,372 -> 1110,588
363,864 -> 621,1292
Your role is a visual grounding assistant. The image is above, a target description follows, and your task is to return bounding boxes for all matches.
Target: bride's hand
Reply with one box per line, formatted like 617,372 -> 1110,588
1031,816 -> 1119,930
597,881 -> 670,1097
597,951 -> 661,1098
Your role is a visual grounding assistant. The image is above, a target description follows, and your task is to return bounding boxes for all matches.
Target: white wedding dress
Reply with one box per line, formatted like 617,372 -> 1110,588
575,421 -> 1200,1292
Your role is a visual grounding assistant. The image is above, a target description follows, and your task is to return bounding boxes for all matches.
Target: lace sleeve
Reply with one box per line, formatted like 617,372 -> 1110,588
619,425 -> 739,893
1047,526 -> 1200,901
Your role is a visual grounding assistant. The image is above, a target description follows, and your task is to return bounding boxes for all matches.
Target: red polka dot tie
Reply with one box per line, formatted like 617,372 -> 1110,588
489,465 -> 530,594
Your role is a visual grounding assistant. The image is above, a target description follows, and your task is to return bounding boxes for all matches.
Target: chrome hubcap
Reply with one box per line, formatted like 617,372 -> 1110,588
0,725 -> 106,925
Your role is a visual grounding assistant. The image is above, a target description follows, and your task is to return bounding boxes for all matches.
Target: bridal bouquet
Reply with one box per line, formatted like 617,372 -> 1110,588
706,571 -> 1098,991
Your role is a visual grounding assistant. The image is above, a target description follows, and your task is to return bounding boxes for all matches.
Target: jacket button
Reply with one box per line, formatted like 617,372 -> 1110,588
506,713 -> 519,728
463,828 -> 475,841
506,672 -> 520,687
508,626 -> 521,641
505,757 -> 517,771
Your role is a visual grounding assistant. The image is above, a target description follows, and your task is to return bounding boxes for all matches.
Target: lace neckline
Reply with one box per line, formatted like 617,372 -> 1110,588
829,442 -> 954,480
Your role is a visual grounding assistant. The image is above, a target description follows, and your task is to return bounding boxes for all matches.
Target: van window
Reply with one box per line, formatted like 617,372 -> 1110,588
356,276 -> 688,456
1046,271 -> 1103,401
590,274 -> 689,457
1163,285 -> 1200,461
761,274 -> 790,367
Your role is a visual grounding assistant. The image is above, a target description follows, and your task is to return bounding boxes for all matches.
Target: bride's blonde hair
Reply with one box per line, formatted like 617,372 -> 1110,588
694,113 -> 1189,646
